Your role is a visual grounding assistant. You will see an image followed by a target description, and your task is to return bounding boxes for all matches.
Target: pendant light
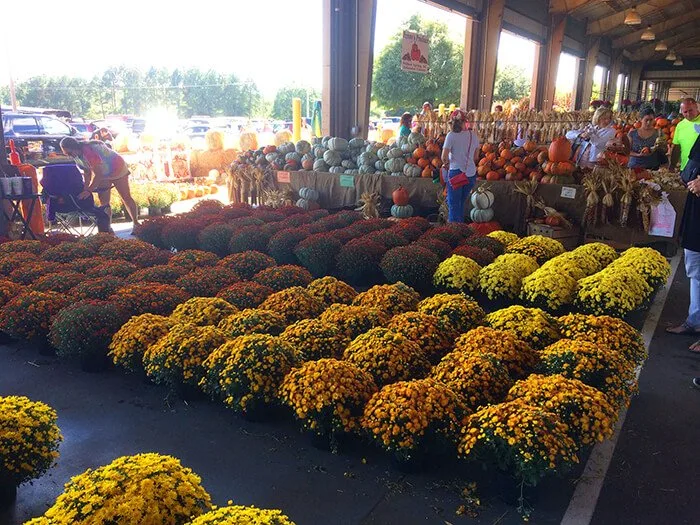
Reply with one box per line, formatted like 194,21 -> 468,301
624,6 -> 642,25
641,25 -> 656,41
655,41 -> 668,52
666,50 -> 677,61
673,57 -> 684,66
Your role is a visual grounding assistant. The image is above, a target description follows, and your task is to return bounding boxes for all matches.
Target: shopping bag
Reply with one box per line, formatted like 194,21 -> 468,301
649,192 -> 676,237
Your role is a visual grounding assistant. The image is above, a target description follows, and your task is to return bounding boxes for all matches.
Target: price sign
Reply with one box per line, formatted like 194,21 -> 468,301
276,171 -> 291,183
560,186 -> 577,199
339,174 -> 355,188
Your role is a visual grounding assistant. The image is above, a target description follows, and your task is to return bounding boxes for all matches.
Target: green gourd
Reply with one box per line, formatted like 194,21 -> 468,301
391,204 -> 414,218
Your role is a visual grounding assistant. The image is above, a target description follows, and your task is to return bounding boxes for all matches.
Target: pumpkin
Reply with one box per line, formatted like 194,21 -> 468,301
391,204 -> 414,218
655,117 -> 669,128
278,142 -> 296,155
263,145 -> 277,155
328,137 -> 349,151
367,142 -> 384,153
387,148 -> 404,159
477,165 -> 490,177
296,198 -> 320,211
329,166 -> 345,174
500,149 -> 513,160
301,155 -> 314,170
283,162 -> 299,171
486,171 -> 501,181
406,157 -> 417,165
416,158 -> 429,169
392,185 -> 409,206
407,132 -> 426,146
341,159 -> 357,169
470,189 -> 495,210
349,138 -> 365,149
313,159 -> 329,172
377,147 -> 390,159
514,162 -> 526,172
482,143 -> 495,154
431,157 -> 443,169
545,215 -> 562,227
321,136 -> 332,147
375,160 -> 385,171
470,207 -> 494,223
548,137 -> 572,163
413,147 -> 426,159
313,146 -> 327,158
295,140 -> 311,155
359,165 -> 375,175
323,150 -> 342,166
523,140 -> 537,153
401,142 -> 417,154
385,158 -> 406,173
403,164 -> 422,178
358,151 -> 378,167
426,142 -> 441,155
421,166 -> 433,178
285,152 -> 301,163
299,187 -> 319,201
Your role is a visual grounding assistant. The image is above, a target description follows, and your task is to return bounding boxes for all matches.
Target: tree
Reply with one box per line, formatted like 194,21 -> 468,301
493,66 -> 530,103
372,15 -> 463,115
271,86 -> 320,121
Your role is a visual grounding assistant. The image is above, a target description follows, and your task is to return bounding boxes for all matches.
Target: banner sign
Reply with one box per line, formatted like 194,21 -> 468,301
401,31 -> 429,73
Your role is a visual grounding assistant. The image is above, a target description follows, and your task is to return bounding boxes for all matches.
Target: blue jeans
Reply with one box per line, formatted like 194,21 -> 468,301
446,170 -> 475,223
685,249 -> 700,328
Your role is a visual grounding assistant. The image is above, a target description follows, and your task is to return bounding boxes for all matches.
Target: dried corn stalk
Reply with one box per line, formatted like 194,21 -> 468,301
514,180 -> 539,221
437,191 -> 448,224
533,198 -> 573,228
355,191 -> 380,219
618,172 -> 636,227
582,170 -> 602,226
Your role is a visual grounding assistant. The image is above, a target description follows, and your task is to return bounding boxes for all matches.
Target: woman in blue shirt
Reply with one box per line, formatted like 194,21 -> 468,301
398,113 -> 412,138
628,108 -> 662,170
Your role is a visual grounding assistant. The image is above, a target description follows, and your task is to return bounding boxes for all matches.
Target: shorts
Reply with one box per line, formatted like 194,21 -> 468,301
94,170 -> 130,193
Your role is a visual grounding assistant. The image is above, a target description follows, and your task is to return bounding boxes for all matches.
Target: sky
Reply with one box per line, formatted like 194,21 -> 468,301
1,0 -> 580,103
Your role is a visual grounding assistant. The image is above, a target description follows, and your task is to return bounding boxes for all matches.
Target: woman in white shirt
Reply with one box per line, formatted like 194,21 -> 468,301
566,108 -> 617,167
440,109 -> 481,223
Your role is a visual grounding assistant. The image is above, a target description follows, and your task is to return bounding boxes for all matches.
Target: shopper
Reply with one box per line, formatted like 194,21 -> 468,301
566,107 -> 617,167
398,113 -> 412,138
59,137 -> 140,232
669,98 -> 700,172
667,100 -> 700,361
628,108 -> 663,170
440,109 -> 480,223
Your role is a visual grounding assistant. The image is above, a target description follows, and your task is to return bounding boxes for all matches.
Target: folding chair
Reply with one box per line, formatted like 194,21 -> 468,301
40,164 -> 110,237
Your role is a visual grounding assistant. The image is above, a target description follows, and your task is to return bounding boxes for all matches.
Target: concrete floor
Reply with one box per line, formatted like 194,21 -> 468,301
0,261 -> 698,525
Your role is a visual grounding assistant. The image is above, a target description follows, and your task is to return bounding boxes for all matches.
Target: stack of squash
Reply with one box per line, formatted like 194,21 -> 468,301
407,137 -> 444,178
537,137 -> 576,185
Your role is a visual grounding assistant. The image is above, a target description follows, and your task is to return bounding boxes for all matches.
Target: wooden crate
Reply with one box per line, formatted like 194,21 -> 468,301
526,222 -> 582,250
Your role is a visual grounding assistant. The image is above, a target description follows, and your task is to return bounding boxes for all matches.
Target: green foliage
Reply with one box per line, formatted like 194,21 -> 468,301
271,85 -> 321,120
372,15 -> 462,115
493,65 -> 531,103
1,66 -> 264,119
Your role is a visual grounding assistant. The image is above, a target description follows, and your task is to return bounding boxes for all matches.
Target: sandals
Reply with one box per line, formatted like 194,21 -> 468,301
666,322 -> 700,335
689,340 -> 700,354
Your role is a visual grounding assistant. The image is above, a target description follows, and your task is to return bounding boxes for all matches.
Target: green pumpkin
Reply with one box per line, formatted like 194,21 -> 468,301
299,187 -> 320,201
407,132 -> 427,146
384,158 -> 406,173
349,138 -> 365,149
323,150 -> 342,167
327,137 -> 349,151
341,160 -> 357,169
403,164 -> 422,178
285,152 -> 301,163
359,165 -> 375,174
375,160 -> 385,171
278,142 -> 296,155
295,140 -> 311,155
391,204 -> 414,218
313,159 -> 329,172
386,148 -> 404,159
329,166 -> 345,174
313,146 -> 327,158
358,152 -> 378,167
470,207 -> 494,223
377,147 -> 390,159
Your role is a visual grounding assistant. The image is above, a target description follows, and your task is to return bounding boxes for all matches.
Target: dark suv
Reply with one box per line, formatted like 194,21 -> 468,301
2,112 -> 78,164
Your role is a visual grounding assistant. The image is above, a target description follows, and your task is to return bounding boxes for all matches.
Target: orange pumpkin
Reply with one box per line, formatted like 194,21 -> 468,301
477,165 -> 490,177
482,143 -> 495,154
486,152 -> 497,162
421,166 -> 433,178
513,147 -> 526,158
417,158 -> 429,168
523,140 -> 537,153
427,142 -> 441,155
500,149 -> 513,160
406,157 -> 417,165
655,117 -> 669,128
510,156 -> 522,165
545,215 -> 562,227
431,157 -> 443,169
486,171 -> 501,181
548,137 -> 572,163
537,151 -> 548,164
514,162 -> 526,172
413,147 -> 426,159
493,158 -> 506,169
478,157 -> 490,167
505,165 -> 517,175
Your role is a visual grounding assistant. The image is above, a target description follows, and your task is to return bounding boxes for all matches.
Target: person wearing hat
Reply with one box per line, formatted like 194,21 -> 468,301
440,109 -> 480,222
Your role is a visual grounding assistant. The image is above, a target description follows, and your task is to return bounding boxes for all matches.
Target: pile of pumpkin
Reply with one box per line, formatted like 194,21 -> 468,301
475,140 -> 542,183
533,137 -> 577,185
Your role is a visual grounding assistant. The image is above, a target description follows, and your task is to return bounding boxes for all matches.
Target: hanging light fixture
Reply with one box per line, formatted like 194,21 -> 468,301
641,25 -> 656,41
655,41 -> 668,52
624,6 -> 642,25
674,57 -> 684,66
666,50 -> 677,61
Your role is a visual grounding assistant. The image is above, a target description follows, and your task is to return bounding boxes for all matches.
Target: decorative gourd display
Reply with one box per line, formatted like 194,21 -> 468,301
327,137 -> 349,151
548,137 -> 572,163
470,207 -> 494,222
470,188 -> 495,209
299,187 -> 319,201
392,185 -> 409,206
391,204 -> 414,218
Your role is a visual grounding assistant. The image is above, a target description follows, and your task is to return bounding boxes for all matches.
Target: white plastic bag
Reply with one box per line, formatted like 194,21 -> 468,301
649,192 -> 676,238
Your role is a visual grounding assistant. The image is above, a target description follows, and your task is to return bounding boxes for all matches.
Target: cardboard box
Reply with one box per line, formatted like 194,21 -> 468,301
527,222 -> 582,250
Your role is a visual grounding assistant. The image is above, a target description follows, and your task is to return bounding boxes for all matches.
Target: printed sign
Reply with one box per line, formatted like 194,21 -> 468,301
339,175 -> 355,188
560,186 -> 577,199
276,171 -> 291,183
401,31 -> 429,73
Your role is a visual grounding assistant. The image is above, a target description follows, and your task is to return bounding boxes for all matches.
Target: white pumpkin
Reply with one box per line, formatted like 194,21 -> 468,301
470,207 -> 494,223
470,189 -> 495,210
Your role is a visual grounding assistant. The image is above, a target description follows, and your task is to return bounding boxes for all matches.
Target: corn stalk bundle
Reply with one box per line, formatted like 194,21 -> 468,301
262,189 -> 288,209
437,191 -> 448,224
617,171 -> 636,228
355,191 -> 380,219
514,180 -> 539,221
636,182 -> 662,233
582,169 -> 603,226
533,198 -> 573,228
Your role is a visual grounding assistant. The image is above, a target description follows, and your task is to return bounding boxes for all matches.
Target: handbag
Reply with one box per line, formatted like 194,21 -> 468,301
446,131 -> 473,189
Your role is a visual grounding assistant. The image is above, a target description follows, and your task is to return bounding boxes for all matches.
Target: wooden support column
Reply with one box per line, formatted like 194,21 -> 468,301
540,15 -> 567,111
530,43 -> 543,109
579,37 -> 601,109
460,17 -> 479,110
606,53 -> 623,106
355,0 -> 377,138
321,0 -> 332,136
629,63 -> 643,101
476,0 -> 505,111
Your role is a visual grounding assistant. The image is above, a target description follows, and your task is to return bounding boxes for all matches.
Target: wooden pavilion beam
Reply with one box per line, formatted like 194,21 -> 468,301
549,0 -> 592,15
476,0 -> 506,111
628,23 -> 700,60
612,11 -> 700,49
580,37 -> 601,108
587,0 -> 676,36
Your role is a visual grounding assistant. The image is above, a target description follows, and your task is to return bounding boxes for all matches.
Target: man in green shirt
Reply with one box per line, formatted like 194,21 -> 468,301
671,98 -> 700,170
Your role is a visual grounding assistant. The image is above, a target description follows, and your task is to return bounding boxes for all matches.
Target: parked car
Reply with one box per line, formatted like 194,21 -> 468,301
184,125 -> 210,149
2,112 -> 79,164
70,121 -> 96,139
